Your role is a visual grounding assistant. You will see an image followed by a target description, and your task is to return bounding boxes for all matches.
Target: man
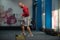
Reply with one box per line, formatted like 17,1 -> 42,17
19,2 -> 33,37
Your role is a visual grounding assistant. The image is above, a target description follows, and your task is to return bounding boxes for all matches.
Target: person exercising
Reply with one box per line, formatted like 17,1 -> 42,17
19,2 -> 33,37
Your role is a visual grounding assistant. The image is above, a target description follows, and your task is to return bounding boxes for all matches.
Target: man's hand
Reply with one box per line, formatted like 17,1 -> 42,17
20,14 -> 22,16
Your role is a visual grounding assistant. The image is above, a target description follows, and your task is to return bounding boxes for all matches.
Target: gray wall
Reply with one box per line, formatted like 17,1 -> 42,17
58,0 -> 60,32
1,0 -> 32,26
52,0 -> 58,31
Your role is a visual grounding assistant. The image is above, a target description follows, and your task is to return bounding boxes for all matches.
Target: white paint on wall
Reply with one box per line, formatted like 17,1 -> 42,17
42,13 -> 45,29
42,0 -> 45,29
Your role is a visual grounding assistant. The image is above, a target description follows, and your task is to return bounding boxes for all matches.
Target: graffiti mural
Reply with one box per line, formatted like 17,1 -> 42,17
0,0 -> 32,26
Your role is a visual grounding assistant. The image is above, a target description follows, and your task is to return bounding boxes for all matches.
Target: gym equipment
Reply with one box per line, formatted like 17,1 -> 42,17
45,0 -> 52,29
32,0 -> 42,31
16,34 -> 26,40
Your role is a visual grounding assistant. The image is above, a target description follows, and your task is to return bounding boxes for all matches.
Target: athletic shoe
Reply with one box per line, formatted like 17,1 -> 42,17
28,34 -> 33,37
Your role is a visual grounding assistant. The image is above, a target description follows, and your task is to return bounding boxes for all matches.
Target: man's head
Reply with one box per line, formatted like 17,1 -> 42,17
19,2 -> 24,8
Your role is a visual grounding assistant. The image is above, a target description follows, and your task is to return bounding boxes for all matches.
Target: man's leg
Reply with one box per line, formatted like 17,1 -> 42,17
20,16 -> 25,35
21,20 -> 26,35
26,17 -> 33,36
21,25 -> 25,34
27,26 -> 33,36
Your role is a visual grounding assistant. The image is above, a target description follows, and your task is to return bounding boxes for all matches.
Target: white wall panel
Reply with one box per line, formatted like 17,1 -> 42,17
52,0 -> 58,31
